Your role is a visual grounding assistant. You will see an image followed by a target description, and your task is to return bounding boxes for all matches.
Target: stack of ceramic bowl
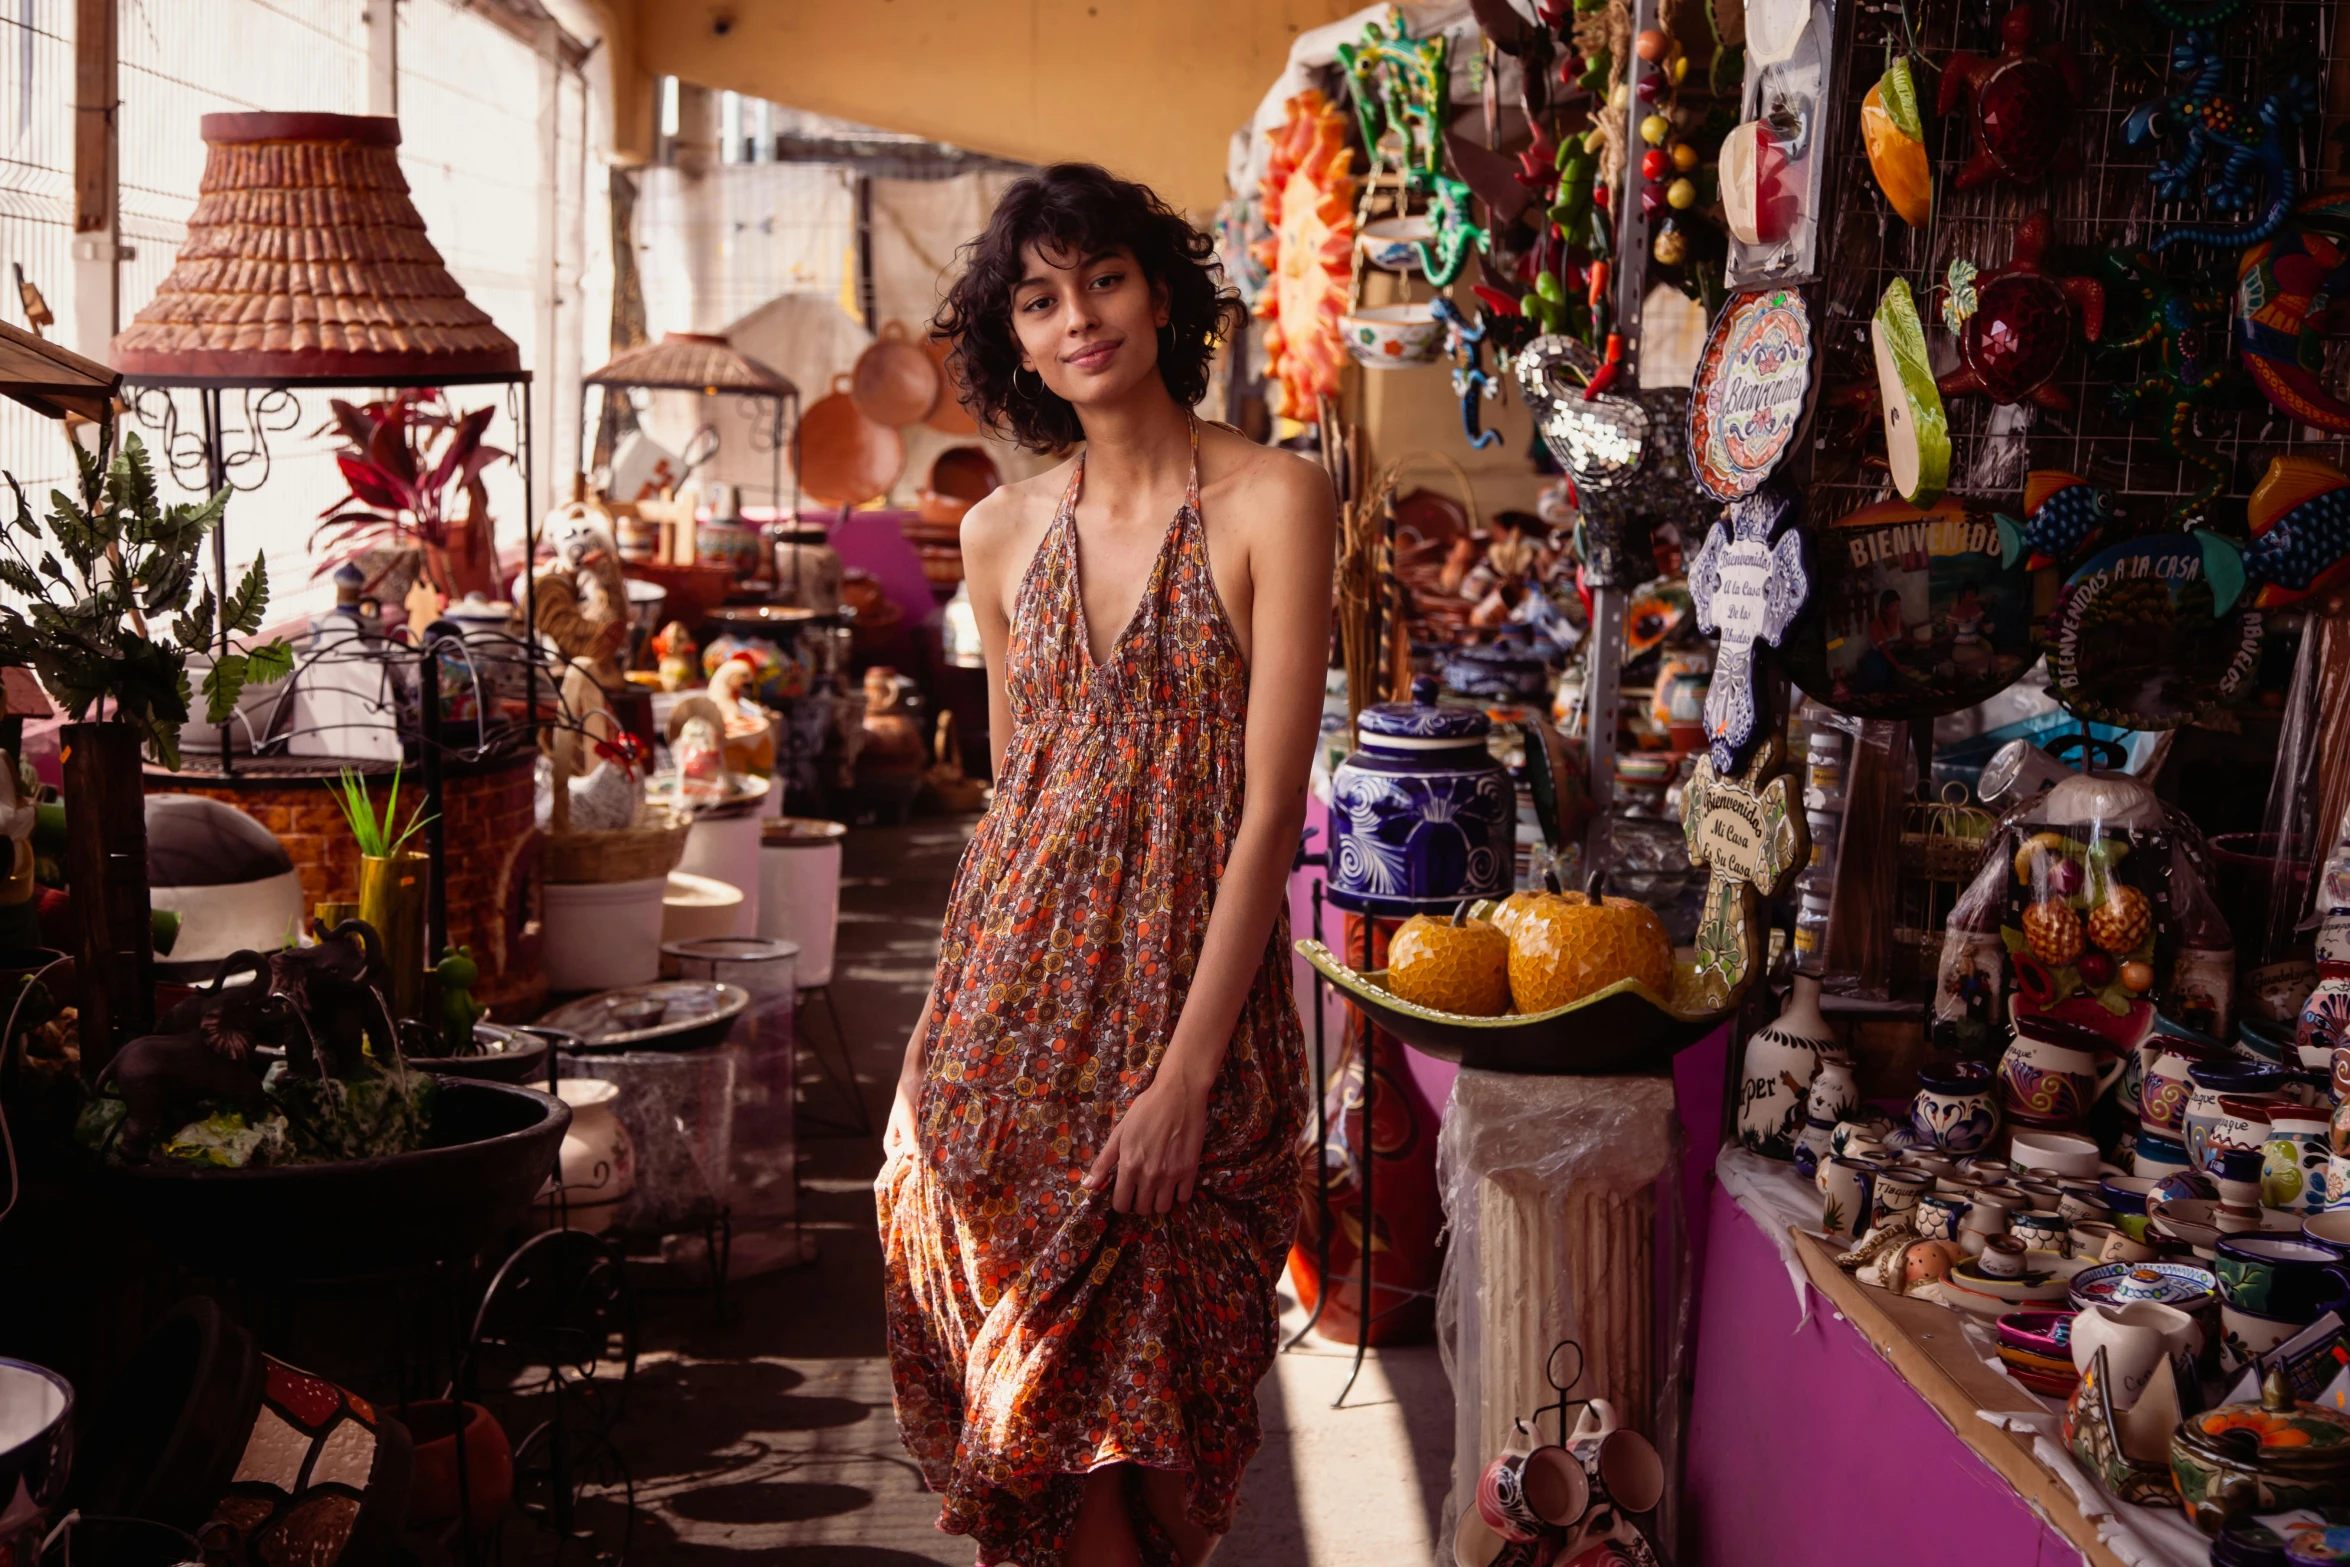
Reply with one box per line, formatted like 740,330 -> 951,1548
2067,1260 -> 2221,1362
1994,1308 -> 2081,1397
2211,1235 -> 2350,1375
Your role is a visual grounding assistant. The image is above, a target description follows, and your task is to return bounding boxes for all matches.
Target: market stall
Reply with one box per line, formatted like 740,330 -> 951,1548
1234,0 -> 2350,1558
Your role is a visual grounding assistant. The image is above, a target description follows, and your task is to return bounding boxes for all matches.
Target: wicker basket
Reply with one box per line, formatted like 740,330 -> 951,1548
544,801 -> 692,885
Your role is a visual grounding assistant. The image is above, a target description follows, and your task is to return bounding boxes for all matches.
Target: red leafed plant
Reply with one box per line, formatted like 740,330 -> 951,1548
312,389 -> 509,597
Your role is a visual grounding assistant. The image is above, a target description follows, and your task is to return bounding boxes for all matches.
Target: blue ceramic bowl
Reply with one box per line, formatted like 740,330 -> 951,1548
2188,1059 -> 2290,1097
2134,1128 -> 2193,1177
2239,1016 -> 2292,1065
2101,1174 -> 2158,1217
2215,1234 -> 2350,1321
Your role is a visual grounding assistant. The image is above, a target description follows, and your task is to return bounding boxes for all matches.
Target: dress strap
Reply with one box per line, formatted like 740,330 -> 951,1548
1183,413 -> 1202,516
1057,451 -> 1087,520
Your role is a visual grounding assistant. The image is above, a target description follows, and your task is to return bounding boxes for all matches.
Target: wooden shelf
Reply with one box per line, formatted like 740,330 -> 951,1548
1787,1228 -> 2131,1567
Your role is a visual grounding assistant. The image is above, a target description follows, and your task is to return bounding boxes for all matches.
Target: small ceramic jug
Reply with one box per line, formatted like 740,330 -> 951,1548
1998,1014 -> 2126,1130
1806,1050 -> 1863,1132
1912,1060 -> 2000,1155
1916,1191 -> 1972,1243
2140,1034 -> 2207,1136
1737,974 -> 1833,1161
2266,1104 -> 2335,1218
1871,1168 -> 1933,1231
2010,1209 -> 2071,1256
1820,1156 -> 1881,1244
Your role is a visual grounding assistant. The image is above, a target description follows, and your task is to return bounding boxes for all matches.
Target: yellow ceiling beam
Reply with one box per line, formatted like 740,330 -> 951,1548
590,0 -> 1360,210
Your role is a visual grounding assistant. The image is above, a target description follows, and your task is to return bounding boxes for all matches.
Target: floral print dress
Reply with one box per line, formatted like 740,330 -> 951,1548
877,418 -> 1306,1566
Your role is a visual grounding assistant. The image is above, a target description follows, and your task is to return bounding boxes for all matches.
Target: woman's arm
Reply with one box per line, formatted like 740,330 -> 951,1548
1085,454 -> 1336,1214
885,484 -> 1032,1158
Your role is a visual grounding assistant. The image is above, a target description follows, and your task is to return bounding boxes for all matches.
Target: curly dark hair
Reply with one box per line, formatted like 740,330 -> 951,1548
933,163 -> 1243,452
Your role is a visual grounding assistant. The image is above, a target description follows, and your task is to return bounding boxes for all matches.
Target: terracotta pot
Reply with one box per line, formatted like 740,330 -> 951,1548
797,375 -> 904,507
922,333 -> 979,434
400,1400 -> 512,1534
926,444 -> 1001,502
1289,913 -> 1443,1344
850,321 -> 941,427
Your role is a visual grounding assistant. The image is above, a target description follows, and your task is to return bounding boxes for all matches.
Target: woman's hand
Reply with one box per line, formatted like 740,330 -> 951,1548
884,1070 -> 922,1162
1084,1068 -> 1211,1214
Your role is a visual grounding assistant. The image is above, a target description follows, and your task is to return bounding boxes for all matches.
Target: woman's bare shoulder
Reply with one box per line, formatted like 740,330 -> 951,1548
959,456 -> 1076,565
1196,424 -> 1334,528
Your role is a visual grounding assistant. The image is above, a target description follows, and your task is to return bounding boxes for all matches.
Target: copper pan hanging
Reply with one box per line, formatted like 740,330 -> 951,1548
921,331 -> 981,434
851,320 -> 941,427
798,374 -> 904,507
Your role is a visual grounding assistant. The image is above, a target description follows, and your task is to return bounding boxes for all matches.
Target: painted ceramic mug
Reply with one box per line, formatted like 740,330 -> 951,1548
2184,1059 -> 2288,1170
1565,1400 -> 1665,1516
1913,1061 -> 2000,1154
1476,1425 -> 1588,1542
2140,1034 -> 2210,1136
2204,1096 -> 2275,1169
1819,1156 -> 1881,1244
1871,1168 -> 1933,1231
2213,1235 -> 2350,1322
1998,1018 -> 2126,1129
2009,1209 -> 2071,1256
1916,1191 -> 1973,1244
2265,1104 -> 2334,1217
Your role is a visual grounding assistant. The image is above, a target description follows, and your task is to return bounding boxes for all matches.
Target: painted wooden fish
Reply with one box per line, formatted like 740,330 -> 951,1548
2241,455 -> 2350,609
1998,470 -> 2116,570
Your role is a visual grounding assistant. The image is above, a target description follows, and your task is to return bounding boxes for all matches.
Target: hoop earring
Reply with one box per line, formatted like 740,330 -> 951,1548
1015,366 -> 1043,396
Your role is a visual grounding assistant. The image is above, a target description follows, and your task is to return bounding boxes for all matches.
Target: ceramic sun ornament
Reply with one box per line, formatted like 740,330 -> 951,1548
1251,89 -> 1357,421
2237,192 -> 2350,433
1686,482 -> 1809,775
1680,736 -> 1808,1011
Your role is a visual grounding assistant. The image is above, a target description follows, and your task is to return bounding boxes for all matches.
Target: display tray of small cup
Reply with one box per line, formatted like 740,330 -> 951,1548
1294,891 -> 1736,1075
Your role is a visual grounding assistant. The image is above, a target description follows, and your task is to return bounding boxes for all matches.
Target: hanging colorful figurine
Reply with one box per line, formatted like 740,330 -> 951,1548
2098,249 -> 2244,520
1862,55 -> 1933,226
1937,6 -> 2085,193
2124,31 -> 2317,253
1937,212 -> 2105,413
2003,471 -> 2120,571
1429,296 -> 1502,450
2236,192 -> 2350,432
2241,457 -> 2350,609
1335,12 -> 1488,285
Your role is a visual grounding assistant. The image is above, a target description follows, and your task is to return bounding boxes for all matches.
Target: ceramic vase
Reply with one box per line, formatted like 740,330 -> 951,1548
1289,913 -> 1444,1344
1806,1050 -> 1862,1132
1738,974 -> 1833,1161
545,1078 -> 636,1234
1913,1060 -> 2001,1154
1327,679 -> 1513,915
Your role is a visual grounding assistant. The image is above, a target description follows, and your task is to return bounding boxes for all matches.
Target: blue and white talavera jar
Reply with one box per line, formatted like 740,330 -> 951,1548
1328,677 -> 1512,916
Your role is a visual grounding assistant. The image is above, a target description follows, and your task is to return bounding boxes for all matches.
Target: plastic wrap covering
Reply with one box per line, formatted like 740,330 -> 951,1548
1588,815 -> 1706,943
563,1049 -> 739,1234
2236,615 -> 2350,1026
1817,716 -> 1908,998
1932,768 -> 2233,1053
1434,1069 -> 1689,1556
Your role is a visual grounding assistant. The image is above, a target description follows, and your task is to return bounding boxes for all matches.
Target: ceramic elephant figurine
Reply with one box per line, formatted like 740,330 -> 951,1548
93,1010 -> 272,1156
264,919 -> 400,1080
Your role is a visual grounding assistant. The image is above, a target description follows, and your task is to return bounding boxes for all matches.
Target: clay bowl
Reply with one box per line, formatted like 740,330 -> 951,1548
798,374 -> 905,506
1996,1308 -> 2077,1359
108,1081 -> 569,1280
927,444 -> 1002,503
851,321 -> 941,427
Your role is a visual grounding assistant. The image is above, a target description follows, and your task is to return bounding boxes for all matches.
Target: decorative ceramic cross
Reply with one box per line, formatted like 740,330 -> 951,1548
1686,482 -> 1809,774
1680,736 -> 1807,1011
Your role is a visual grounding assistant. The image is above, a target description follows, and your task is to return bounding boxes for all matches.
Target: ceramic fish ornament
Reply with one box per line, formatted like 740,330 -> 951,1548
2001,471 -> 2119,571
2241,456 -> 2350,609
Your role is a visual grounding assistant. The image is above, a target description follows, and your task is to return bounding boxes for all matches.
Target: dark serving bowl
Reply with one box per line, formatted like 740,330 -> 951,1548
108,1079 -> 568,1280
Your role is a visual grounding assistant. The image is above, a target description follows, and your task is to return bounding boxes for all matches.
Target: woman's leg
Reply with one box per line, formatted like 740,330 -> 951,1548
1069,1466 -> 1143,1567
1138,1468 -> 1220,1567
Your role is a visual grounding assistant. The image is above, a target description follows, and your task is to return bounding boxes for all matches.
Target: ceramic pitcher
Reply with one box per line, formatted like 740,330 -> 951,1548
1998,1016 -> 2125,1130
2186,1059 -> 2289,1170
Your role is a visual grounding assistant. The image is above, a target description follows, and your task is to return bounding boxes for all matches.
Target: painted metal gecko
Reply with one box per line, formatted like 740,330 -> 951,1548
2097,249 -> 2245,520
1429,296 -> 1502,449
2124,30 -> 2318,253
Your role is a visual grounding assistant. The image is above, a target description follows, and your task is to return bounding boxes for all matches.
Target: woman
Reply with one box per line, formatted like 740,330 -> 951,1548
877,162 -> 1333,1567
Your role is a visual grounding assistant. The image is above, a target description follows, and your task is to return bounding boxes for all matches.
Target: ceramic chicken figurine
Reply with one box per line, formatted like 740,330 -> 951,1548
2243,457 -> 2350,609
651,620 -> 698,692
708,656 -> 777,777
1938,6 -> 2084,192
1939,214 -> 2104,413
665,695 -> 733,810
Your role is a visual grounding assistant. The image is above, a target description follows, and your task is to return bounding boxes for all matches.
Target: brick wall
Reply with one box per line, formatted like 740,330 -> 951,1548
149,756 -> 546,1019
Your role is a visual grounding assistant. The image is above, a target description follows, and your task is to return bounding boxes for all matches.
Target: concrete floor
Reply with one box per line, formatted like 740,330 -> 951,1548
608,820 -> 1455,1567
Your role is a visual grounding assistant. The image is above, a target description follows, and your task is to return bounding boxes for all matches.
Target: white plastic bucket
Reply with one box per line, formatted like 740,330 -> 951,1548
757,817 -> 844,988
662,871 -> 745,948
542,876 -> 668,992
676,811 -> 763,936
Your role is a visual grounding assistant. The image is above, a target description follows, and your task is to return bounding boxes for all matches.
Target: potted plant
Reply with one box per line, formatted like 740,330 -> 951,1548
313,389 -> 510,608
0,420 -> 290,1063
329,763 -> 433,1019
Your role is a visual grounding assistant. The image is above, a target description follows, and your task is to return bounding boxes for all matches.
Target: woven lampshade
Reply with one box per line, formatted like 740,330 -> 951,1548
110,111 -> 520,382
585,333 -> 796,398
